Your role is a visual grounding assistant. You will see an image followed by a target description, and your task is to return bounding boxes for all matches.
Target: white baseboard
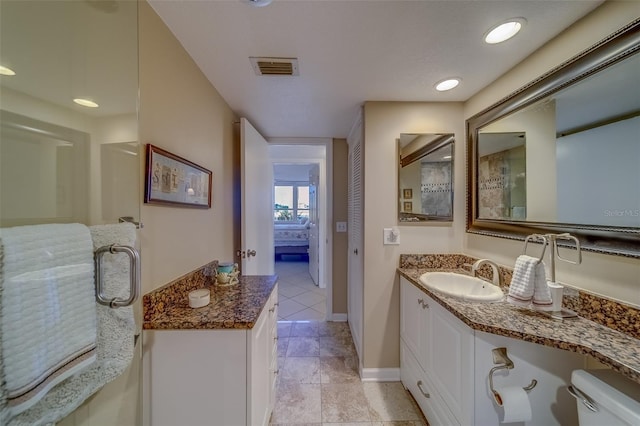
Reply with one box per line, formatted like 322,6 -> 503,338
330,313 -> 348,322
360,368 -> 401,382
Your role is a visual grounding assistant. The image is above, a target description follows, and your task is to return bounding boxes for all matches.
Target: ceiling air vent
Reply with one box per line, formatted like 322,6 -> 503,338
250,57 -> 299,76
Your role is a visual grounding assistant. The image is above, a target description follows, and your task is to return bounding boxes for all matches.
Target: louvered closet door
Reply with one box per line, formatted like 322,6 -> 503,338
347,111 -> 364,362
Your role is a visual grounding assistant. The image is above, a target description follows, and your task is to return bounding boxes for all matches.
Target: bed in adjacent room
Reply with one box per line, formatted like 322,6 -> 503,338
274,218 -> 309,259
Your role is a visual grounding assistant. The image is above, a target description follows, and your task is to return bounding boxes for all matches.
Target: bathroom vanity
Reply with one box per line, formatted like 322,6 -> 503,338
400,276 -> 585,425
398,254 -> 640,426
142,274 -> 278,426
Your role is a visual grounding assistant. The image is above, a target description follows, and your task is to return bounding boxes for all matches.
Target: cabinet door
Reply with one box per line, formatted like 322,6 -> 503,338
400,277 -> 424,365
248,302 -> 272,426
427,299 -> 474,425
269,285 -> 279,412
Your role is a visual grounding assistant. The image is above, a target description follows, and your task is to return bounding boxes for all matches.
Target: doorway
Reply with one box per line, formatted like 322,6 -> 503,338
269,141 -> 332,321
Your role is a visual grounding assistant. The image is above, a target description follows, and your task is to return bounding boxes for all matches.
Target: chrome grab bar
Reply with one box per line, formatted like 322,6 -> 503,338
567,385 -> 598,412
95,244 -> 140,308
118,216 -> 143,229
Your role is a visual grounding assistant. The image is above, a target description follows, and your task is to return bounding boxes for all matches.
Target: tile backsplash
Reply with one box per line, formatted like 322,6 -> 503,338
142,260 -> 217,321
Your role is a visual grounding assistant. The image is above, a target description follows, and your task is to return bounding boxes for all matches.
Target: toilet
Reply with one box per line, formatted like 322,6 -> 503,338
570,369 -> 640,425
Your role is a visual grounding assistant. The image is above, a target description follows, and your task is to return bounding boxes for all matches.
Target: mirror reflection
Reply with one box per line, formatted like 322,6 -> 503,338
467,21 -> 640,257
398,133 -> 454,222
476,53 -> 640,228
478,132 -> 526,220
0,0 -> 139,227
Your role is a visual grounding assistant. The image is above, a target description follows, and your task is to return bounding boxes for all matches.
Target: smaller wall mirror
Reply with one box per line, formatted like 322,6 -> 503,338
398,133 -> 454,222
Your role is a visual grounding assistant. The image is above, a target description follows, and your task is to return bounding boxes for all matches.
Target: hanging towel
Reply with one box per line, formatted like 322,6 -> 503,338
532,271 -> 553,310
5,223 -> 137,426
507,254 -> 552,309
1,241 -> 8,426
0,224 -> 97,422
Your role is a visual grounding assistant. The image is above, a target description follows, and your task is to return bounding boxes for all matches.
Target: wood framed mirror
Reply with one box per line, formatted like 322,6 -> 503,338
399,133 -> 455,222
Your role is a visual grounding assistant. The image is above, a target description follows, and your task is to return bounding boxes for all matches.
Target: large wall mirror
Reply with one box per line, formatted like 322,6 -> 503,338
467,19 -> 640,257
0,0 -> 139,228
398,133 -> 454,222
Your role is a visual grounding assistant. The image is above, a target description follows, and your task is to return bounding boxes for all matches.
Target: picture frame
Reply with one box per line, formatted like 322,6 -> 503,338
144,144 -> 212,208
403,188 -> 412,199
403,201 -> 413,213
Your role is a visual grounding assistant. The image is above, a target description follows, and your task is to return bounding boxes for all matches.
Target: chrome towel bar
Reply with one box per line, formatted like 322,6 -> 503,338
95,244 -> 140,308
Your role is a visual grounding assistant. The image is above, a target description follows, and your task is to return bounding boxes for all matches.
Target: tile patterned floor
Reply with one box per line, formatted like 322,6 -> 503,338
276,259 -> 326,321
271,320 -> 427,426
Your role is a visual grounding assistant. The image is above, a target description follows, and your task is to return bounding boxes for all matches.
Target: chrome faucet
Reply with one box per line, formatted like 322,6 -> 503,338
471,259 -> 503,286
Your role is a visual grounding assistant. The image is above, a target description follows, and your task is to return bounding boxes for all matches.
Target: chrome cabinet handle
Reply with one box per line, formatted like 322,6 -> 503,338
417,299 -> 429,309
417,380 -> 430,398
247,249 -> 257,257
269,302 -> 279,313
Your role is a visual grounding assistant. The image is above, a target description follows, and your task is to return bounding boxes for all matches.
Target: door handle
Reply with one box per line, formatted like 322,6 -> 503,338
236,249 -> 246,258
247,249 -> 257,257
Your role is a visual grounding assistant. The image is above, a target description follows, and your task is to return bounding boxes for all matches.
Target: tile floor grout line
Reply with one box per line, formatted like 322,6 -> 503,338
276,259 -> 326,321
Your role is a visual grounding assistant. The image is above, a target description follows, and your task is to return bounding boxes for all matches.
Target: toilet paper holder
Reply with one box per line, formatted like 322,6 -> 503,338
489,347 -> 537,401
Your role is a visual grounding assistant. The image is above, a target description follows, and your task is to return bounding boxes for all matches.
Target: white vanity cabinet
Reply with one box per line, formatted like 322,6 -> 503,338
400,277 -> 474,425
401,277 -> 586,426
143,284 -> 278,426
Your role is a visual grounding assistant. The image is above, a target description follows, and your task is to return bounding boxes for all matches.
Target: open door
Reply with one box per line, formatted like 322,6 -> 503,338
308,164 -> 320,285
240,118 -> 274,275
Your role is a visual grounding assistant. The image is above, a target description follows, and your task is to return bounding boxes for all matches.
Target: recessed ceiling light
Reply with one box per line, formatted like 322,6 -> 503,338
484,18 -> 526,44
435,78 -> 460,92
0,65 -> 16,76
73,98 -> 99,108
243,0 -> 273,7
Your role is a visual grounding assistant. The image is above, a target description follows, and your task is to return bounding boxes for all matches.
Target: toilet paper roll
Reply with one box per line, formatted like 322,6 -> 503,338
494,386 -> 532,423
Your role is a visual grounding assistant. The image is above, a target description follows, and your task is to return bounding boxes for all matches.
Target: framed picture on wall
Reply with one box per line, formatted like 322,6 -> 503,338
403,188 -> 412,199
144,144 -> 212,208
403,201 -> 413,213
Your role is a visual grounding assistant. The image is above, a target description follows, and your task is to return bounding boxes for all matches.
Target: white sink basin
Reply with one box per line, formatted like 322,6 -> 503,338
419,272 -> 504,302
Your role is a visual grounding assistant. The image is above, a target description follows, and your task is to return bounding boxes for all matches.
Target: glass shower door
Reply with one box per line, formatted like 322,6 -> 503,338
0,0 -> 140,424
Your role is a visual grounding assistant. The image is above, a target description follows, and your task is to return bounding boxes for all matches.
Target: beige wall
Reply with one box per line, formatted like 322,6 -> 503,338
464,1 -> 640,306
358,2 -> 640,372
139,1 -> 237,295
362,102 -> 465,369
332,138 -> 349,314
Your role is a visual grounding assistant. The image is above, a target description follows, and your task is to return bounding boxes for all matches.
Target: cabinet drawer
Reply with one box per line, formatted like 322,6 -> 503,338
401,344 -> 458,426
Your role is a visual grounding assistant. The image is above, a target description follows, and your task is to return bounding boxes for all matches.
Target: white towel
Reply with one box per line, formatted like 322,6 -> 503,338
5,223 -> 137,426
0,224 -> 97,421
507,255 -> 552,309
532,268 -> 553,310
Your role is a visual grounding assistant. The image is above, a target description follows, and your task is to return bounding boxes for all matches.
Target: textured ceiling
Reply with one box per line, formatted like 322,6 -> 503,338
149,0 -> 604,138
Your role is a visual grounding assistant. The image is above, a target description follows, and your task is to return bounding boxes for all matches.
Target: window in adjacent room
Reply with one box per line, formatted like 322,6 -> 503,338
274,183 -> 309,222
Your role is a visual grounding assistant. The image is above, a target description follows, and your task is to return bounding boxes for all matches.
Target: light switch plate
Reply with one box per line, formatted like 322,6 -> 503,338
336,221 -> 347,232
383,227 -> 400,245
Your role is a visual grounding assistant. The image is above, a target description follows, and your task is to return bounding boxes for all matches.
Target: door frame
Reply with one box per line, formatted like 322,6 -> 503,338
269,138 -> 333,320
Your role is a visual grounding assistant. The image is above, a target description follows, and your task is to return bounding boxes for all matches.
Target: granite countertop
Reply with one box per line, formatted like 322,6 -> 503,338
143,275 -> 278,330
399,267 -> 640,384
